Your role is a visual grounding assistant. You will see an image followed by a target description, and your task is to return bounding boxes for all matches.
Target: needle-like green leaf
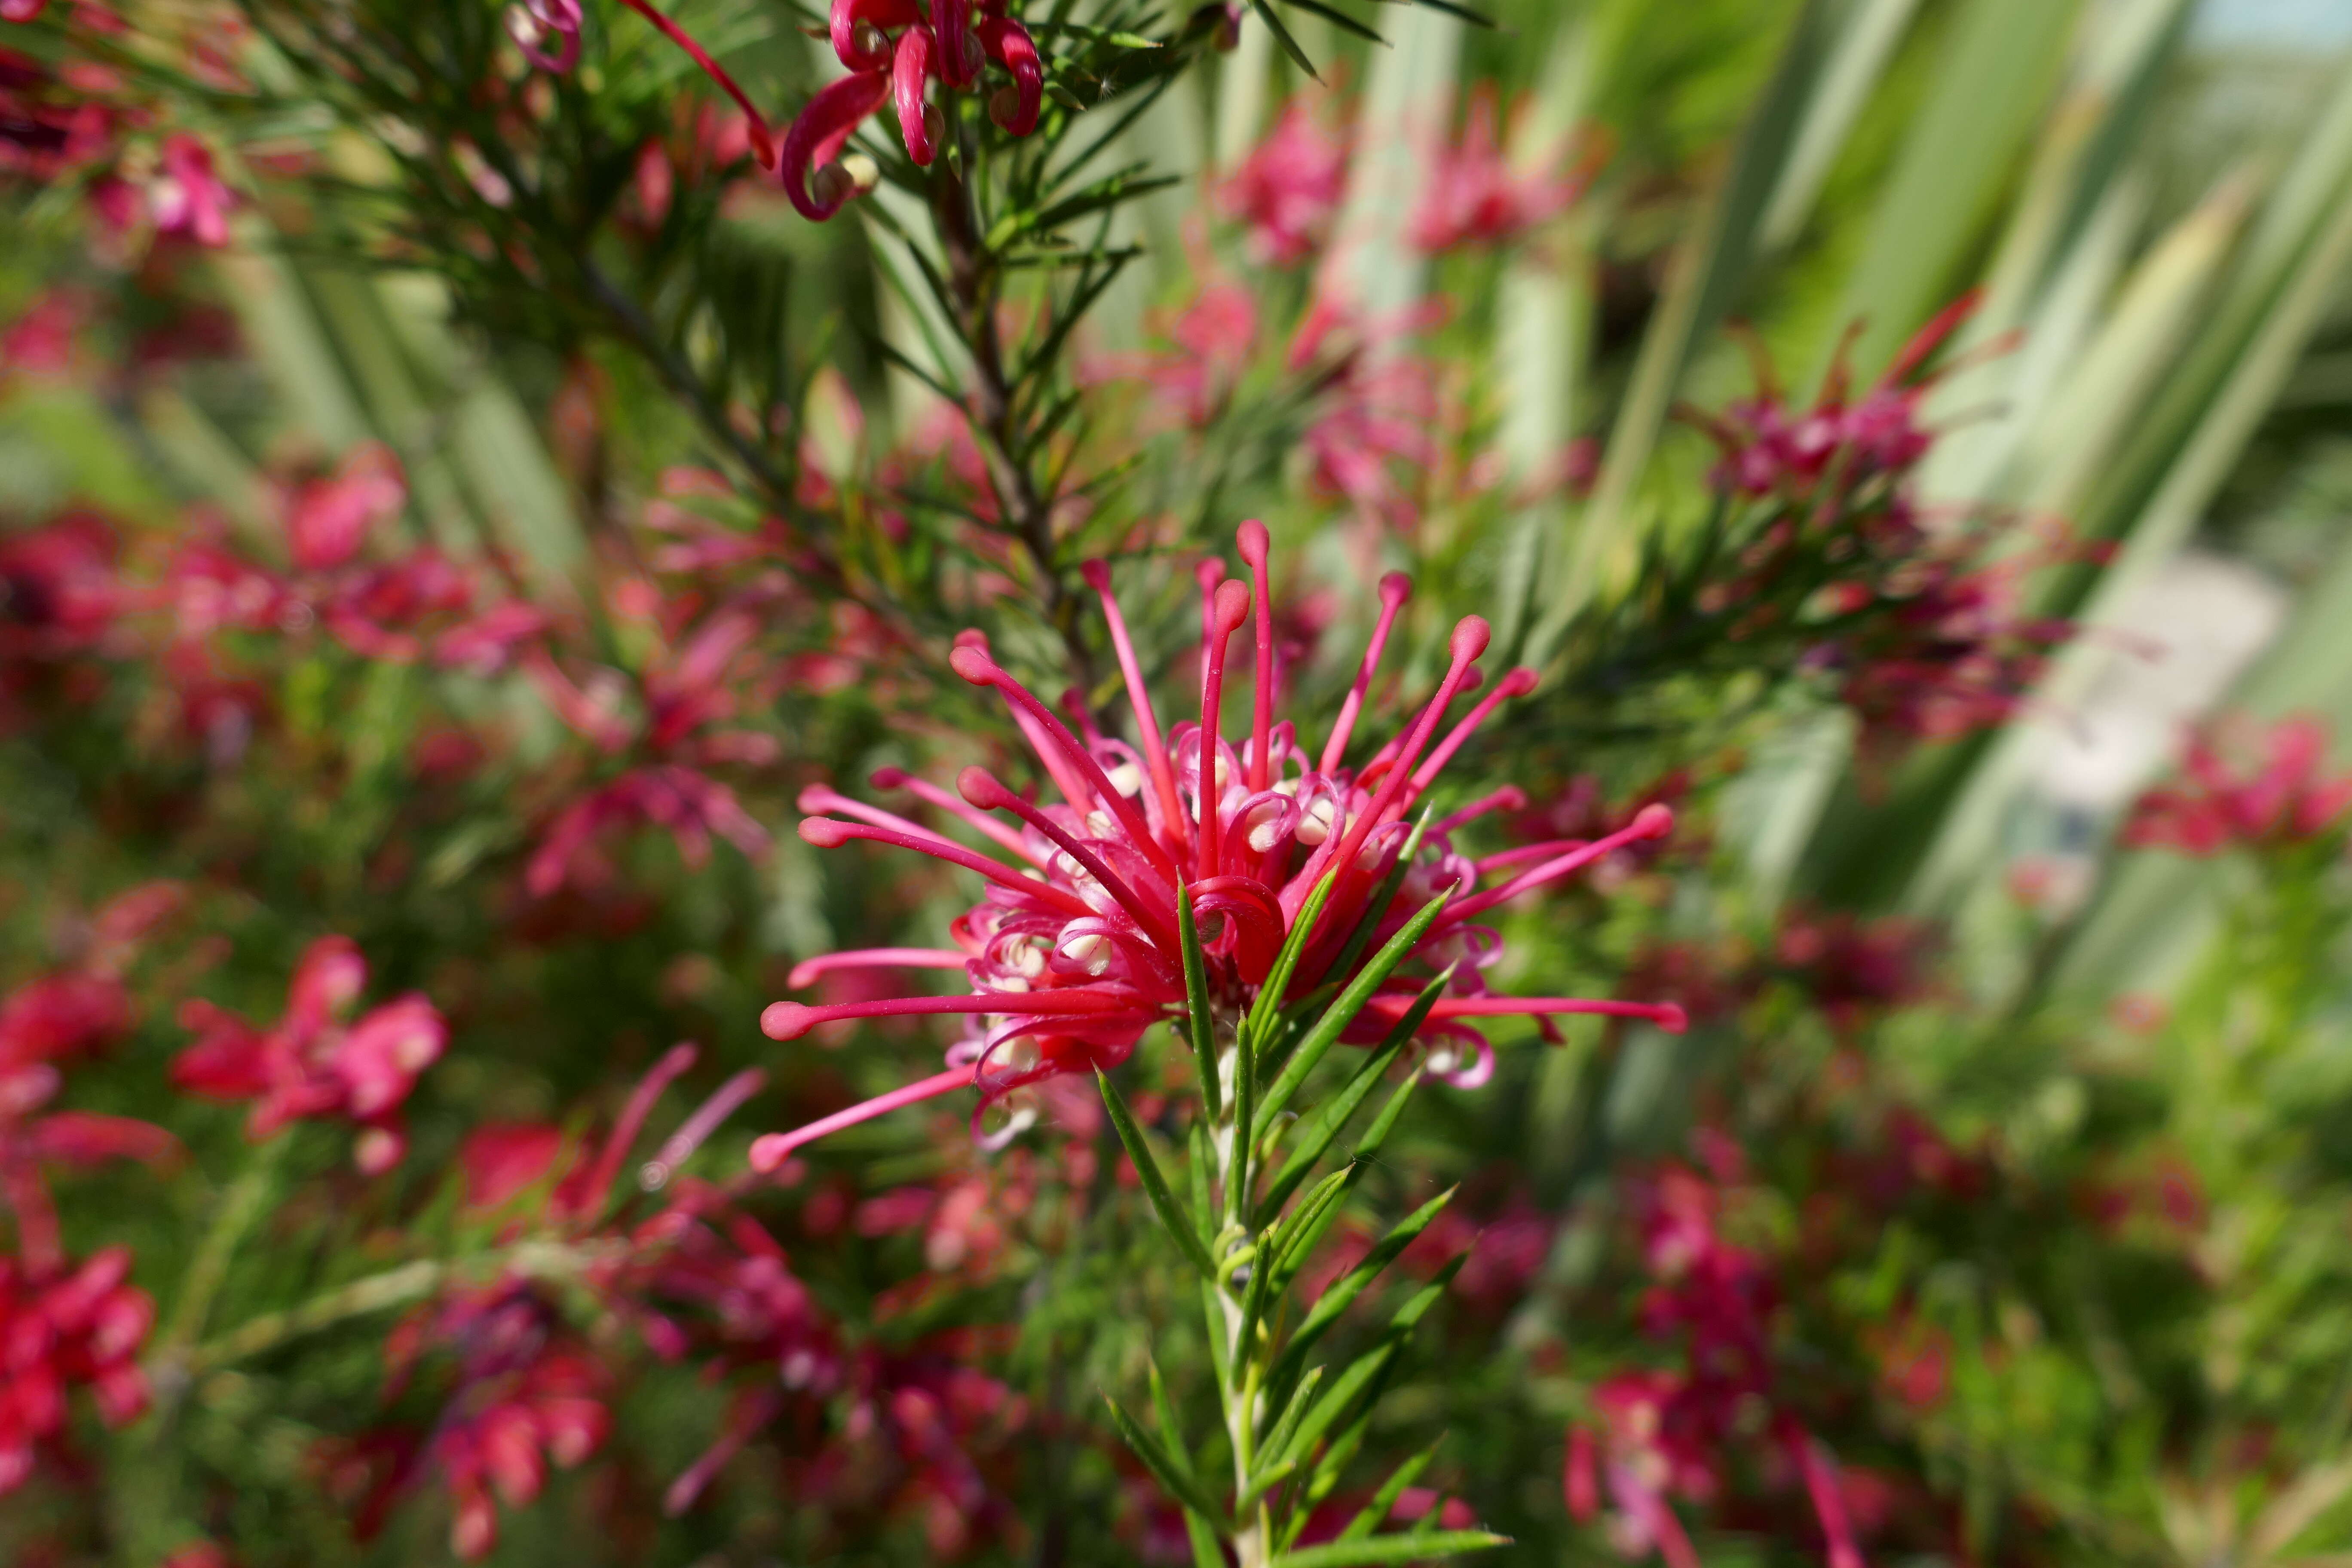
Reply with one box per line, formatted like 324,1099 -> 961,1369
1103,1392 -> 1228,1526
1258,975 -> 1445,1223
1258,887 -> 1454,1129
1099,1071 -> 1219,1282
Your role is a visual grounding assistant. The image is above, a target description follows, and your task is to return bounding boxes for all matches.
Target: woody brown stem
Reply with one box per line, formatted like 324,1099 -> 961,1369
929,153 -> 1096,693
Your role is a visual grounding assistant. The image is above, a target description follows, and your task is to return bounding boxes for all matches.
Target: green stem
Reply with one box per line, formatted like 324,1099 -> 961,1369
161,1237 -> 625,1383
158,1136 -> 289,1359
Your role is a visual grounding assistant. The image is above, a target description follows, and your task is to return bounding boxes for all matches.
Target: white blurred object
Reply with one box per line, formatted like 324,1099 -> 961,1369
2029,547 -> 2287,813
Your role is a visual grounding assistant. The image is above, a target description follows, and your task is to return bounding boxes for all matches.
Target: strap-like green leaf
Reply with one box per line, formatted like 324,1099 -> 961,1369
1243,870 -> 1339,1055
1103,1392 -> 1229,1526
1099,1070 -> 1218,1281
1177,881 -> 1220,1121
1258,887 -> 1454,1129
1279,1259 -> 1466,1483
1269,1531 -> 1510,1567
1250,0 -> 1324,82
1269,1188 -> 1456,1385
1336,1440 -> 1443,1543
1238,1165 -> 1355,1356
1257,1363 -> 1325,1473
1257,974 -> 1445,1223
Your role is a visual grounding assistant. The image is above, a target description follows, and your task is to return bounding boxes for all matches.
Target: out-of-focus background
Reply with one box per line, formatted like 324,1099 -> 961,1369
5,0 -> 2352,1563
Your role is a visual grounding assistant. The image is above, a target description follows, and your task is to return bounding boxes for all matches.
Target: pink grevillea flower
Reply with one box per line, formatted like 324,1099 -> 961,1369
750,523 -> 1684,1169
1692,293 -> 1986,502
2123,714 -> 2352,855
164,447 -> 538,671
1410,86 -> 1591,254
0,510 -> 125,658
149,133 -> 233,247
429,1048 -> 841,1523
1100,276 -> 1261,430
0,965 -> 175,1283
506,0 -> 582,73
1567,1160 -> 1870,1568
387,1291 -> 612,1561
0,1245 -> 154,1493
171,936 -> 447,1173
1223,99 -> 1349,265
779,0 -> 1042,221
521,596 -> 778,897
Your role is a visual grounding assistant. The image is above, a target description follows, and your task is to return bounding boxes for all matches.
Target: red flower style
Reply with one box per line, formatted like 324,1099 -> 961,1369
1410,86 -> 1591,254
521,592 -> 778,897
0,1245 -> 155,1494
751,523 -> 1684,1169
1222,99 -> 1349,266
2122,714 -> 2352,856
1567,1160 -> 1870,1568
171,935 -> 447,1173
777,0 -> 1044,223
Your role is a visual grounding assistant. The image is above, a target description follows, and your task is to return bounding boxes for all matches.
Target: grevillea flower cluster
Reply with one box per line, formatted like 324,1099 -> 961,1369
753,523 -> 1686,1168
2123,714 -> 2352,855
1567,1158 -> 1867,1568
0,1244 -> 153,1491
771,0 -> 1043,220
172,934 -> 447,1173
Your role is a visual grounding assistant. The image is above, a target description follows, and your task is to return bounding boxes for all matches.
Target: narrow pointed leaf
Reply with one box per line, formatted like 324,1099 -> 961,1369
1257,1363 -> 1325,1472
1251,0 -> 1323,82
1271,1187 -> 1456,1383
1259,975 -> 1444,1222
1269,1532 -> 1510,1567
1337,1440 -> 1443,1542
1103,1392 -> 1229,1525
1179,882 -> 1220,1121
1099,1071 -> 1218,1281
1244,870 -> 1340,1054
1278,1259 -> 1464,1472
1258,887 -> 1454,1128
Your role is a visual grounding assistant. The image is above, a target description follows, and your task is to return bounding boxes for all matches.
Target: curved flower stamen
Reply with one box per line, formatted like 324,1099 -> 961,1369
618,0 -> 778,168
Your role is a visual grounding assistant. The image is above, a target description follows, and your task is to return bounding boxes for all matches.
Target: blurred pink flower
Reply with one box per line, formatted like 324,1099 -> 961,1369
1411,87 -> 1590,253
0,1245 -> 154,1493
149,133 -> 232,247
2124,715 -> 2352,855
1222,100 -> 1349,265
172,935 -> 447,1172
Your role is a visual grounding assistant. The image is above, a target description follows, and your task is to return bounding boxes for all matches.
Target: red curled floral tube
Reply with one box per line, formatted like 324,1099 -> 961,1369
893,25 -> 940,166
977,15 -> 1041,135
781,70 -> 891,220
616,0 -> 778,167
932,0 -> 980,90
830,0 -> 919,69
